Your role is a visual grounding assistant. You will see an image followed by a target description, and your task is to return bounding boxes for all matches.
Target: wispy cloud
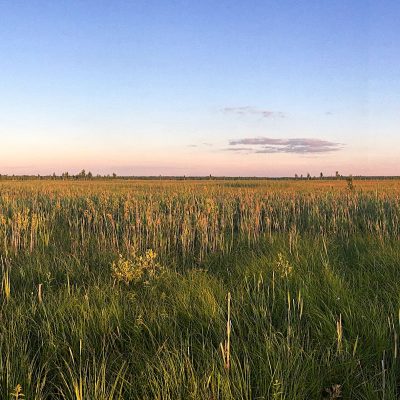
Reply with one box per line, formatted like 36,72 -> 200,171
187,142 -> 214,148
222,106 -> 285,119
224,147 -> 254,153
227,137 -> 343,154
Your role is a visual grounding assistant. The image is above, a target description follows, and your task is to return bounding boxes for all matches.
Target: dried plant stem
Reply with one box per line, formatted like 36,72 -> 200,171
220,292 -> 231,371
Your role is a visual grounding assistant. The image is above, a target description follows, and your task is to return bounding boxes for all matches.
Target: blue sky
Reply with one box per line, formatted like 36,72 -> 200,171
0,1 -> 399,176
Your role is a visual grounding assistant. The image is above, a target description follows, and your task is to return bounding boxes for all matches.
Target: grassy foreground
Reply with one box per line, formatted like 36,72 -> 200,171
1,179 -> 400,399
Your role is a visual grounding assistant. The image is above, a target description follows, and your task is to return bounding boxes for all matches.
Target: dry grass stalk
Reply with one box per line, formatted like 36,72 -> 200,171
220,292 -> 231,371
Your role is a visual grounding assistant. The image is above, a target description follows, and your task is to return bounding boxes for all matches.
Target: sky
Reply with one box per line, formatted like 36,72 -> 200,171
0,0 -> 399,177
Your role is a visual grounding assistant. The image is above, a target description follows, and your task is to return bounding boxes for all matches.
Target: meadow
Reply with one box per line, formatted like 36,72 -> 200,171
1,178 -> 400,399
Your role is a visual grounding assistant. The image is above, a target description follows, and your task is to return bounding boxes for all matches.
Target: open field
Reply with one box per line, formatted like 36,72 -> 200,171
1,179 -> 400,399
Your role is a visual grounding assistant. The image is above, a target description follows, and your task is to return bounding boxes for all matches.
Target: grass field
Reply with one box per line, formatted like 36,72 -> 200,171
1,179 -> 400,399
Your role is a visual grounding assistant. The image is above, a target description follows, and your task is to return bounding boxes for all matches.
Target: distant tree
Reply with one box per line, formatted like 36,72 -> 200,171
78,169 -> 86,179
336,171 -> 340,179
87,171 -> 93,179
320,172 -> 323,179
295,173 -> 298,179
112,172 -> 117,179
307,173 -> 311,180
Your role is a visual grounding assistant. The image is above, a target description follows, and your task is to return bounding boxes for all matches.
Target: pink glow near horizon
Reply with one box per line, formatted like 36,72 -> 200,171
1,146 -> 398,177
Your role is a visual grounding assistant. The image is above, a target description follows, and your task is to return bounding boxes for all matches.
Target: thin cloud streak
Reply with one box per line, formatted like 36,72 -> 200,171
187,142 -> 214,148
224,147 -> 254,152
228,137 -> 343,154
222,106 -> 285,118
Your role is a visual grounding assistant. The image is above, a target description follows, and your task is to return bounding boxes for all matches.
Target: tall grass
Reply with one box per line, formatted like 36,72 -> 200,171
0,179 -> 399,398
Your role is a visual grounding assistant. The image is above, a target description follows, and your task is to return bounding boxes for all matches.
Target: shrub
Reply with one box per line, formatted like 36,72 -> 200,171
111,248 -> 162,285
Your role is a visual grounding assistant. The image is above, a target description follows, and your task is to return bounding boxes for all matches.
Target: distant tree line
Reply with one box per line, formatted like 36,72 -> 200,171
0,171 -> 399,181
294,171 -> 343,180
293,171 -> 367,181
0,170 -> 119,181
